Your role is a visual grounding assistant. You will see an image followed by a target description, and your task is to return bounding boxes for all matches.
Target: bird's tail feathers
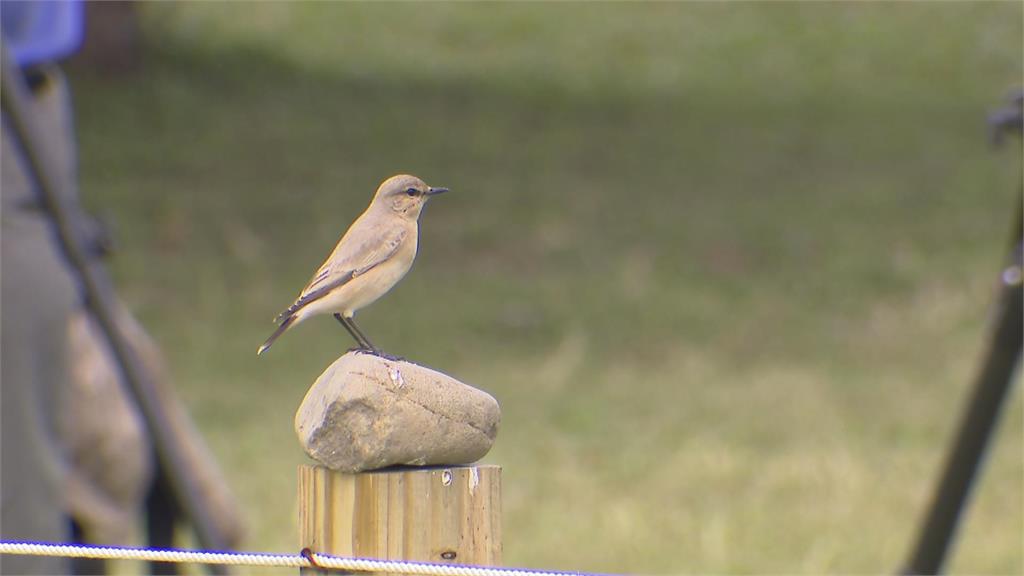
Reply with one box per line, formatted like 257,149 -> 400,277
258,315 -> 297,356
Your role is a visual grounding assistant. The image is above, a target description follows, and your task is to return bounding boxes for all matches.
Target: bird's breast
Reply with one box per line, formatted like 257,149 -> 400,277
338,233 -> 418,316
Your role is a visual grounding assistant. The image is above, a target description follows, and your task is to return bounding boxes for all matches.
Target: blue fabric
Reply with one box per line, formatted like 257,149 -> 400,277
1,0 -> 84,68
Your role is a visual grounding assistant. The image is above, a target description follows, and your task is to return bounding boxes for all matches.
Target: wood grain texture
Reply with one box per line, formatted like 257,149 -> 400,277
298,464 -> 501,574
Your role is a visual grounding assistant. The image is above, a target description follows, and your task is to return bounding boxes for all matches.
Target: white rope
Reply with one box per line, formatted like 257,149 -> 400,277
0,541 -> 589,576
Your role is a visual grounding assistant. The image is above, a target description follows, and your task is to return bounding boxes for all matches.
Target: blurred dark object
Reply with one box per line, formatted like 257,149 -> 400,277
1,39 -> 239,575
80,211 -> 117,258
65,298 -> 247,575
1,4 -> 86,573
988,89 -> 1023,148
902,93 -> 1022,575
62,306 -> 153,548
62,302 -> 246,573
72,1 -> 142,75
146,466 -> 182,575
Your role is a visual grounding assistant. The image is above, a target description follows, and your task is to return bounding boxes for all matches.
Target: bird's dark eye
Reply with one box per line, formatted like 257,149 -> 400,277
406,187 -> 418,197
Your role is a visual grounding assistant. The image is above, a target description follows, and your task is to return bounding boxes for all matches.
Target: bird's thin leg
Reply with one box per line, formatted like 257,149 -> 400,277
334,313 -> 371,350
335,314 -> 401,360
345,316 -> 379,354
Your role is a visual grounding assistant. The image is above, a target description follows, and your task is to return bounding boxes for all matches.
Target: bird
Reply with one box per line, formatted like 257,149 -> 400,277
258,174 -> 449,356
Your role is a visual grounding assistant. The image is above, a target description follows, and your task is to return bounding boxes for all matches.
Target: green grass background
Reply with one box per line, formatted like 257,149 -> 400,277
68,2 -> 1021,573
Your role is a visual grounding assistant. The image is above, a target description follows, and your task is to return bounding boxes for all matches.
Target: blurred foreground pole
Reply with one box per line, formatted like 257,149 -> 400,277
902,93 -> 1022,575
0,39 -> 229,573
298,465 -> 502,575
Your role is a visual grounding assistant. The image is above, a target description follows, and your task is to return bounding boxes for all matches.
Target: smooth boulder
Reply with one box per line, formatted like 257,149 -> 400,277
295,352 -> 500,472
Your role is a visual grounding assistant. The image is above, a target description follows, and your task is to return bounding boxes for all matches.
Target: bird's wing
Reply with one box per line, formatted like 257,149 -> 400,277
275,227 -> 408,322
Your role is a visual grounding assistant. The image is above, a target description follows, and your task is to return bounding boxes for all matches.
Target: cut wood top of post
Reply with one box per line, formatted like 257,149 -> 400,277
298,464 -> 503,568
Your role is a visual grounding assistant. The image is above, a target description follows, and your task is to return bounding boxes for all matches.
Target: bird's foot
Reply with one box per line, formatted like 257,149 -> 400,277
356,348 -> 404,362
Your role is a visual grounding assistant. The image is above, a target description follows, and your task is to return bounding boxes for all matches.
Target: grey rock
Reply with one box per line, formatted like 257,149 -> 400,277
295,352 -> 500,472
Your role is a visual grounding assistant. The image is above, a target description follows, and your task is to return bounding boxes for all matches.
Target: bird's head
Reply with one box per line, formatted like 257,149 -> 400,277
372,174 -> 449,219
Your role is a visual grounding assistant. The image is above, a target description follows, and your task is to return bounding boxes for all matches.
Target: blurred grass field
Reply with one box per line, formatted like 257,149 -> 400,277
67,3 -> 1021,574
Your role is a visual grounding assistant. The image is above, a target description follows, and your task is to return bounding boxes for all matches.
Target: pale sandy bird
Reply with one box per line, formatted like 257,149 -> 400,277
258,174 -> 449,356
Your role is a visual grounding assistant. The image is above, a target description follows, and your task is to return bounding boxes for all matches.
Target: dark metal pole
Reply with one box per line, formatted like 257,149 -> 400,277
0,39 -> 229,572
901,94 -> 1022,575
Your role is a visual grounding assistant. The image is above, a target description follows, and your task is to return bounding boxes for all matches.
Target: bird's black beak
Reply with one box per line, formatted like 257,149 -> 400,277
426,187 -> 449,196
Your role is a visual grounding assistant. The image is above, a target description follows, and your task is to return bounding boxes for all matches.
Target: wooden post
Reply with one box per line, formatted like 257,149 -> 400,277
298,464 -> 501,574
